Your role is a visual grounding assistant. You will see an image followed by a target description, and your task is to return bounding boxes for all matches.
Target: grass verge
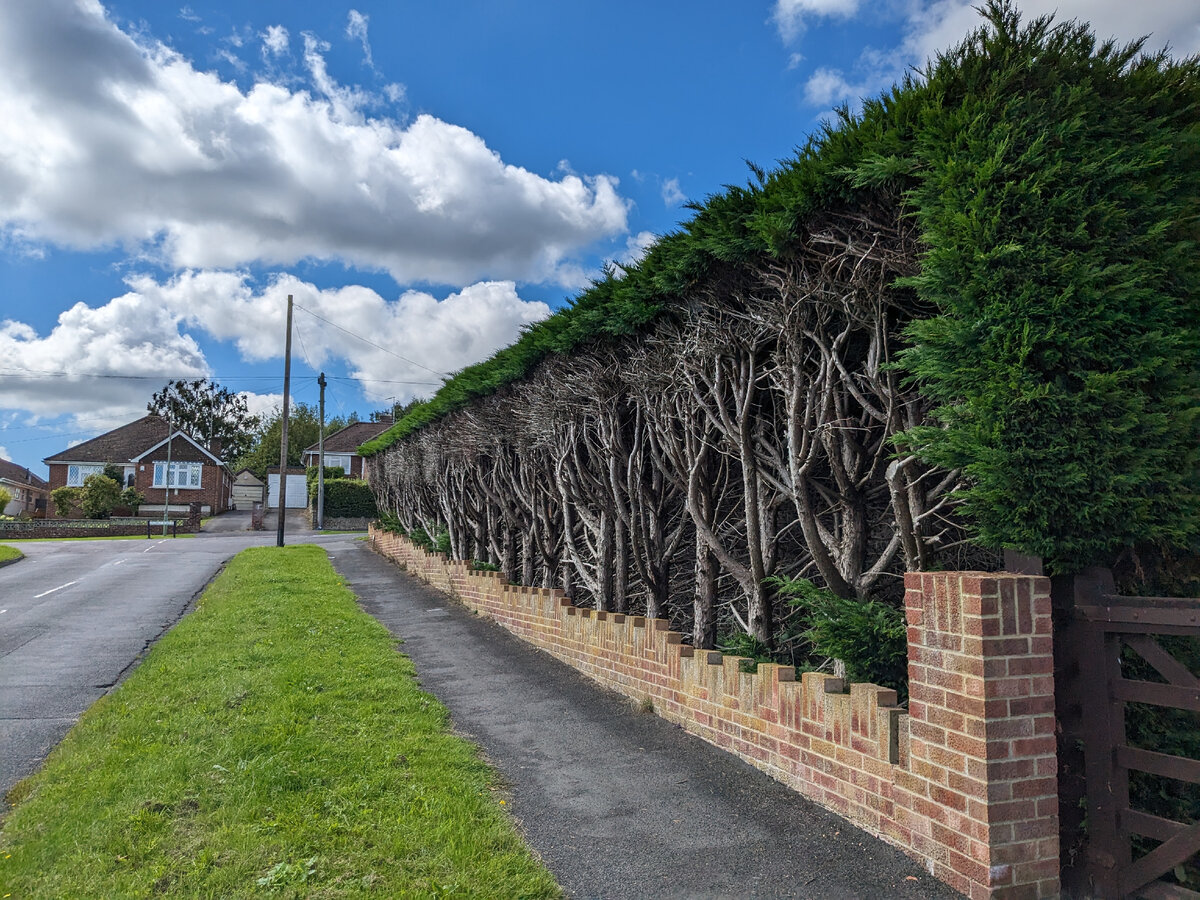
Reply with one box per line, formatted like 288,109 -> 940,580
0,544 -> 21,563
0,545 -> 561,898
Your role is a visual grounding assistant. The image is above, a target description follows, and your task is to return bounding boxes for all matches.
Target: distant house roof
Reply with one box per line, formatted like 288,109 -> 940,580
0,458 -> 48,489
43,414 -> 222,466
303,418 -> 393,455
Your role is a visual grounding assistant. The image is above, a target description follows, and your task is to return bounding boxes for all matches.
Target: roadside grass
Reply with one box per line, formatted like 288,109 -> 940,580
0,544 -> 21,562
0,545 -> 561,898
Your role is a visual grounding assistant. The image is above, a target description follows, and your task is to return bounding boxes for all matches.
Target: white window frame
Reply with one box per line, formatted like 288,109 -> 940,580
66,463 -> 105,487
324,454 -> 352,471
153,461 -> 203,490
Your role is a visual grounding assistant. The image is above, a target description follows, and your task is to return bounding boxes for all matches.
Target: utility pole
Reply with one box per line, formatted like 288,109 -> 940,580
317,371 -> 326,531
276,294 -> 293,548
162,414 -> 172,537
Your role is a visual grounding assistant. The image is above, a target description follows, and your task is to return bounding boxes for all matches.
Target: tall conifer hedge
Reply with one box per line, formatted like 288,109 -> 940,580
364,2 -> 1200,577
899,7 -> 1200,574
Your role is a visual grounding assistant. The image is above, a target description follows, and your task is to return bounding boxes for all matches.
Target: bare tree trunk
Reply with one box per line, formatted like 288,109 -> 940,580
694,527 -> 718,649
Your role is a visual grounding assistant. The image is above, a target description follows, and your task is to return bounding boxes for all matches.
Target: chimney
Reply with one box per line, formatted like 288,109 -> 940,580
208,438 -> 224,460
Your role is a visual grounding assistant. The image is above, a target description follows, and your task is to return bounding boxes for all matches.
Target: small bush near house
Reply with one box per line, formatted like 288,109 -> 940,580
120,486 -> 145,515
0,486 -> 11,512
80,474 -> 121,520
50,486 -> 83,518
310,477 -> 376,519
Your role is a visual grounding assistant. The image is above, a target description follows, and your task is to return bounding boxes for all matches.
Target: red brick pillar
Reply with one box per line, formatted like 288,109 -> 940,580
899,572 -> 1059,899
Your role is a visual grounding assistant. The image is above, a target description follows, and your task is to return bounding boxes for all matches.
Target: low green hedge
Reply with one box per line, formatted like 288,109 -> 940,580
310,478 -> 376,519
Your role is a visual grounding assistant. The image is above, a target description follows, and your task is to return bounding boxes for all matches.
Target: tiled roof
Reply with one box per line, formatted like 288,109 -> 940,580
303,419 -> 392,454
0,458 -> 48,488
44,414 -> 174,464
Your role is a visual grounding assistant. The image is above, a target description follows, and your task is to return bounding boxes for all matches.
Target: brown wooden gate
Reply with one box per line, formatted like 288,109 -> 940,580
1054,567 -> 1200,899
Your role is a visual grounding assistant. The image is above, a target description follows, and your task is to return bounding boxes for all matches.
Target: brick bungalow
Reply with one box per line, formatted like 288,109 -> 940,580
44,415 -> 232,517
301,416 -> 393,480
0,458 -> 49,517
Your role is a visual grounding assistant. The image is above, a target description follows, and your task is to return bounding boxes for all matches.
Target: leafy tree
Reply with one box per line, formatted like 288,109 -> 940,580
0,486 -> 11,513
120,486 -> 145,514
51,486 -> 82,518
80,474 -> 121,519
148,379 -> 260,463
234,403 -> 349,480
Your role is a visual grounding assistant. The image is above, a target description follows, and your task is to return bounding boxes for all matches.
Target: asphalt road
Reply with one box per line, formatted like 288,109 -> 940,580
337,545 -> 961,900
0,513 -> 344,803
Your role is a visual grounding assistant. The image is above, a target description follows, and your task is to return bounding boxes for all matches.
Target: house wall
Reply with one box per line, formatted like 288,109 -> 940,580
369,529 -> 1060,900
1,479 -> 48,516
48,437 -> 230,517
134,438 -> 230,516
302,452 -> 364,478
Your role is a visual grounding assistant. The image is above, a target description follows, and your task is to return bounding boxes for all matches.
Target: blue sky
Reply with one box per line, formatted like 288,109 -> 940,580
1,0 -> 1198,475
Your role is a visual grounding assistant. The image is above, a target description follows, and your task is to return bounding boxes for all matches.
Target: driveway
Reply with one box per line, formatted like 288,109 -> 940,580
0,523 -> 342,804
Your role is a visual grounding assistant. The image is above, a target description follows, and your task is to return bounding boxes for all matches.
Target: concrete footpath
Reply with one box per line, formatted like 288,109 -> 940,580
331,543 -> 960,900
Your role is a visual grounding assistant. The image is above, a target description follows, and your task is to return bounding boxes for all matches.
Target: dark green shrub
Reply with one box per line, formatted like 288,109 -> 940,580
434,529 -> 451,555
376,511 -> 406,535
305,465 -> 345,491
120,486 -> 145,515
717,632 -> 774,674
311,478 -> 376,518
470,560 -> 501,572
409,527 -> 433,551
51,486 -> 82,518
771,576 -> 909,696
80,475 -> 121,520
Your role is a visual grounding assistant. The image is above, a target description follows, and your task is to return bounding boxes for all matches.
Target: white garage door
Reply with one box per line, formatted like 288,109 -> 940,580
267,474 -> 308,509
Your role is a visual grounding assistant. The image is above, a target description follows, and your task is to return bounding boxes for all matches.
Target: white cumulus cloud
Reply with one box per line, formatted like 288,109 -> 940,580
261,24 -> 289,57
773,0 -> 861,43
0,0 -> 629,288
0,271 -> 551,430
795,0 -> 1200,111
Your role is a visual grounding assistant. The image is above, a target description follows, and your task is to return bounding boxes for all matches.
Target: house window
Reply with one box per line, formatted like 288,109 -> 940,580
153,461 -> 203,489
324,454 -> 351,471
66,464 -> 105,486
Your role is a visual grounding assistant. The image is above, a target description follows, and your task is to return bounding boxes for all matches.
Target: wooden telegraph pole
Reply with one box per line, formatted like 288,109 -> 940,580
276,294 -> 293,548
317,371 -> 326,531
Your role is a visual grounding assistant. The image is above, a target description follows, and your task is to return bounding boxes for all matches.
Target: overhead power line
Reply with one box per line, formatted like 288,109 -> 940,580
292,303 -> 448,378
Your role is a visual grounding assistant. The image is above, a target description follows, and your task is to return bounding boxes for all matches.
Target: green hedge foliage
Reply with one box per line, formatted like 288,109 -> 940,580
310,478 -> 377,519
361,1 -> 1200,575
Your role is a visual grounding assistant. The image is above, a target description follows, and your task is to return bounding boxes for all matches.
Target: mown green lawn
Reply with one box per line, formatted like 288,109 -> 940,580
0,544 -> 21,562
0,545 -> 560,898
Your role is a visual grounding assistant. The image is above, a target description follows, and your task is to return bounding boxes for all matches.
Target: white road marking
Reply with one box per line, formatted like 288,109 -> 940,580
113,559 -> 126,566
0,609 -> 7,614
34,580 -> 78,598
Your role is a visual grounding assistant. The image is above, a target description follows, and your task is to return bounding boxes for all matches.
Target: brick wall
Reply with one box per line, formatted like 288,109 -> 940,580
0,519 -> 199,539
135,438 -> 230,515
370,529 -> 1060,899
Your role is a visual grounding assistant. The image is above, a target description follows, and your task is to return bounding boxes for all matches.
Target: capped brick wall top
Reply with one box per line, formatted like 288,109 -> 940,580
371,529 -> 1059,899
